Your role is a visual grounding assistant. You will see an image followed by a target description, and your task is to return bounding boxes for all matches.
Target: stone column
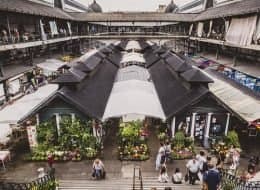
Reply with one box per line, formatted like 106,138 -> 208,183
204,113 -> 213,148
190,113 -> 197,138
225,113 -> 231,135
171,116 -> 176,138
55,113 -> 60,136
71,113 -> 75,122
36,114 -> 40,126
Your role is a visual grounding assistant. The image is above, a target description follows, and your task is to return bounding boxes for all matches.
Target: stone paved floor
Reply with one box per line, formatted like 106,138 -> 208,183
0,126 -> 257,183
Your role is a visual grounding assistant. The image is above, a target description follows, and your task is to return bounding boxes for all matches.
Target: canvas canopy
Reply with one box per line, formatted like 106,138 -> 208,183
120,52 -> 145,64
37,59 -> 67,76
225,15 -> 257,46
102,79 -> 166,121
125,40 -> 142,51
208,73 -> 260,122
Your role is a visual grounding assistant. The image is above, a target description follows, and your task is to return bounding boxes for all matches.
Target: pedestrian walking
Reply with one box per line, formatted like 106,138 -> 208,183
203,164 -> 220,190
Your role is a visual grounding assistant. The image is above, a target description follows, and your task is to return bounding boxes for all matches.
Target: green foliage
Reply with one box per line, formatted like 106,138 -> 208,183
157,132 -> 167,141
221,180 -> 236,190
119,120 -> 142,143
36,121 -> 58,146
32,118 -> 98,161
173,131 -> 185,148
225,131 -> 240,148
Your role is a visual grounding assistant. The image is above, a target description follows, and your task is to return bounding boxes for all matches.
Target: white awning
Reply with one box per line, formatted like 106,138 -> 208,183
115,65 -> 150,82
120,52 -> 145,64
208,73 -> 260,122
125,40 -> 142,51
102,79 -> 166,121
0,84 -> 58,124
37,59 -> 67,75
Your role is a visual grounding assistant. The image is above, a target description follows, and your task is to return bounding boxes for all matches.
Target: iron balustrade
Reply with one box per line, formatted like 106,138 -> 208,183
0,174 -> 57,190
220,169 -> 260,190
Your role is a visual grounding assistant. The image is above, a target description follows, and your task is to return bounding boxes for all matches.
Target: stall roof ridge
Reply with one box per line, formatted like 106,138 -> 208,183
0,0 -> 74,20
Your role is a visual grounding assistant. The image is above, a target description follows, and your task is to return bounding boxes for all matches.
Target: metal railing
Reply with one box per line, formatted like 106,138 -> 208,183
220,170 -> 260,190
133,165 -> 143,190
0,174 -> 57,190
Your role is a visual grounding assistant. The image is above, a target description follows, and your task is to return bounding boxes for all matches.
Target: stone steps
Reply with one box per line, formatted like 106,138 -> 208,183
58,177 -> 202,190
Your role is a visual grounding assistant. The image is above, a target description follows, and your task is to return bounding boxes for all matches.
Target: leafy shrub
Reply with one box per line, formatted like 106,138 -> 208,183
225,131 -> 240,148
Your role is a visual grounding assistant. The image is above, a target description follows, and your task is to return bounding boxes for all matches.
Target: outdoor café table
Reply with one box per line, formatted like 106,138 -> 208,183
0,150 -> 11,171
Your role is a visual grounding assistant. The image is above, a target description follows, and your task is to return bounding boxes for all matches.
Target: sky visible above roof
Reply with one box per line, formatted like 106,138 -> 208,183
76,0 -> 194,11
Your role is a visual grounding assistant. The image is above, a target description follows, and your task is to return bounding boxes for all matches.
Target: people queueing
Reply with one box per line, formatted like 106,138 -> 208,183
158,164 -> 169,183
186,156 -> 200,185
203,164 -> 221,190
92,158 -> 105,180
172,168 -> 183,184
156,143 -> 166,170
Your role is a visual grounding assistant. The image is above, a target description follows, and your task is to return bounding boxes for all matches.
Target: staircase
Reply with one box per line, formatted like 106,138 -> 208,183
58,177 -> 202,190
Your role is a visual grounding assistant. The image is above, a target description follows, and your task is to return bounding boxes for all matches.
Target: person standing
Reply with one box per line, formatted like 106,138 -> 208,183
158,164 -> 169,183
186,156 -> 200,185
165,141 -> 172,162
203,164 -> 220,190
156,143 -> 166,170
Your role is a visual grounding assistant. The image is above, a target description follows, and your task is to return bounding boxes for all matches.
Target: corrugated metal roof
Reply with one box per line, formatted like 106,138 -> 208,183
0,0 -> 74,20
194,0 -> 260,21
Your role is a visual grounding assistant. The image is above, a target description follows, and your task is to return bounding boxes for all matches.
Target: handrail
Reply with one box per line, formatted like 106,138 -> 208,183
220,169 -> 260,190
0,174 -> 57,190
133,166 -> 143,190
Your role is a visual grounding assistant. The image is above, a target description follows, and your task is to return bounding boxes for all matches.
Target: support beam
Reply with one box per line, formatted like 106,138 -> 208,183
216,45 -> 219,60
225,113 -> 231,135
190,113 -> 197,138
204,113 -> 213,148
171,116 -> 176,138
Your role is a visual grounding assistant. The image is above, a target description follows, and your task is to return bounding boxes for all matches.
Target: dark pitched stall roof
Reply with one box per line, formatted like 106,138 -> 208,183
81,55 -> 103,71
58,59 -> 118,119
52,68 -> 87,84
149,60 -> 209,118
181,69 -> 214,83
71,12 -> 198,22
139,41 -> 150,51
100,46 -> 114,55
0,64 -> 34,82
116,40 -> 128,51
160,51 -> 173,59
195,0 -> 260,21
165,54 -> 193,73
153,46 -> 168,55
144,49 -> 160,68
107,51 -> 122,67
0,0 -> 73,20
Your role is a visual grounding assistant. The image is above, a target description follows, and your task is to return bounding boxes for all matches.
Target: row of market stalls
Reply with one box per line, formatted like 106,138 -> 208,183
13,40 -> 258,149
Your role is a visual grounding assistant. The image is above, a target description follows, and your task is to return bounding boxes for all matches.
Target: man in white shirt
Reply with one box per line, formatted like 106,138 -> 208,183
186,156 -> 200,185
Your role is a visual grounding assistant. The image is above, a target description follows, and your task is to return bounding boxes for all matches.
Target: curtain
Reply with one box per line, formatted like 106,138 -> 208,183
40,19 -> 46,41
189,24 -> 193,36
8,79 -> 20,95
225,20 -> 230,33
49,21 -> 59,36
225,15 -> 257,46
67,22 -> 72,36
197,22 -> 204,38
207,20 -> 213,38
253,17 -> 260,44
